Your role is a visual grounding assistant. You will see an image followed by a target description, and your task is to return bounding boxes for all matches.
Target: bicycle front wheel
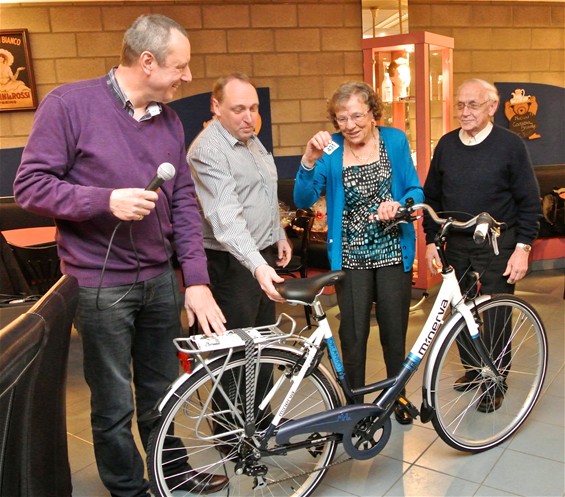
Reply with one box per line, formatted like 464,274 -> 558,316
430,295 -> 547,452
147,347 -> 341,497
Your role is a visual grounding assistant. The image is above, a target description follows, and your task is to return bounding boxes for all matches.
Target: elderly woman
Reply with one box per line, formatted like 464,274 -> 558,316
294,81 -> 423,424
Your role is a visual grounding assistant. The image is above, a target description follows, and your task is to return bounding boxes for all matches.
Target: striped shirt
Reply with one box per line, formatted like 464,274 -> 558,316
188,118 -> 286,274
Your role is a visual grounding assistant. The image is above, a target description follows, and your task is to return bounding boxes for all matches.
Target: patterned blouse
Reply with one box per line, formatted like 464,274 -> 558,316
342,139 -> 402,269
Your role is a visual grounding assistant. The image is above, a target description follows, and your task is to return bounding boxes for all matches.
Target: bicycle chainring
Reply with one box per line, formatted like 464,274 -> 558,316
342,414 -> 392,460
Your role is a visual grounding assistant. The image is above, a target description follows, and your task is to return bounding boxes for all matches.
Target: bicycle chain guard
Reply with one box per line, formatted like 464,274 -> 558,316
276,403 -> 390,461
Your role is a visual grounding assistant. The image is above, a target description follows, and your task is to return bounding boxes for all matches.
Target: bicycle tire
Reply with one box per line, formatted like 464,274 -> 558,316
429,295 -> 547,452
147,347 -> 341,497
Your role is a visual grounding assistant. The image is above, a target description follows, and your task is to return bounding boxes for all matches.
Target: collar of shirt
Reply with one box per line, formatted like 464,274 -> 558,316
211,117 -> 259,149
106,68 -> 162,122
459,121 -> 493,146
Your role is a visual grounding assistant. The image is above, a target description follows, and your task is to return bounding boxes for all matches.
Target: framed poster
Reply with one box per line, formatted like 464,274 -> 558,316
0,29 -> 38,111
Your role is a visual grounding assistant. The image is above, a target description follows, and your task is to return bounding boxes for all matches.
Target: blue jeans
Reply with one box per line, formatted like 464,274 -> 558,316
74,270 -> 182,497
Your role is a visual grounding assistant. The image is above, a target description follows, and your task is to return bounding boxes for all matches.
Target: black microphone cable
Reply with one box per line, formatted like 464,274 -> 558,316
95,201 -> 184,341
95,219 -> 141,311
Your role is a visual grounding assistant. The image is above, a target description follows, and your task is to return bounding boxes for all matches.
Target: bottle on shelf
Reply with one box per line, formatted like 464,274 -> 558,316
381,70 -> 393,103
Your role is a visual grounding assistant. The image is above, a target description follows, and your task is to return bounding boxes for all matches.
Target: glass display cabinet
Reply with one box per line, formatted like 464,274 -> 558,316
362,31 -> 454,291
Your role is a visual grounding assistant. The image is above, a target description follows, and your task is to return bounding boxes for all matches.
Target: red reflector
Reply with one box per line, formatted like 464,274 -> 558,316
177,351 -> 192,374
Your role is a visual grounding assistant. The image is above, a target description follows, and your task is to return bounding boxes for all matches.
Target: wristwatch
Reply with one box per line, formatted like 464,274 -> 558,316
516,243 -> 532,253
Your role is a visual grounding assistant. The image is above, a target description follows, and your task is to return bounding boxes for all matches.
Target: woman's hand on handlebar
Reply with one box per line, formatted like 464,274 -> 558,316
377,200 -> 402,221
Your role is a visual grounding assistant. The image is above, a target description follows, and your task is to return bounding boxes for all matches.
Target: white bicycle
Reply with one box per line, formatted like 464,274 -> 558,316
146,202 -> 548,497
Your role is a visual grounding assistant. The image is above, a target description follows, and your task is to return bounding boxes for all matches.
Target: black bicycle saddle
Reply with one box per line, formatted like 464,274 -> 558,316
275,270 -> 345,304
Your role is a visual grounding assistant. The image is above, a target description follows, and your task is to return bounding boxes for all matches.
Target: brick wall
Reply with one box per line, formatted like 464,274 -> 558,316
2,1 -> 563,153
409,0 -> 565,92
0,0 -> 363,154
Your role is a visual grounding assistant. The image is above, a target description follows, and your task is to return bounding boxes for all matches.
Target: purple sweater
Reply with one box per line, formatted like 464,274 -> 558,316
14,76 -> 209,288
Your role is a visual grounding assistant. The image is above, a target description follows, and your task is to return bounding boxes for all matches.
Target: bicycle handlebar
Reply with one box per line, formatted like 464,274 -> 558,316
385,201 -> 504,255
407,202 -> 500,229
392,201 -> 504,248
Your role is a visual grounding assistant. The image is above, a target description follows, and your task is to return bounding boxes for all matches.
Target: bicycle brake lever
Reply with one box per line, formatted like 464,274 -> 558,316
383,219 -> 408,233
491,229 -> 500,256
383,213 -> 421,233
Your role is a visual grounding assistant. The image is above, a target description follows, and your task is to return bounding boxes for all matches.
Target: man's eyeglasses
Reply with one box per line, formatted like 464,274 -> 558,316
335,110 -> 370,125
455,100 -> 489,111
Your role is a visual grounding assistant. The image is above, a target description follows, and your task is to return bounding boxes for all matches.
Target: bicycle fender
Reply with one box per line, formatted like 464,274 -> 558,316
421,294 -> 493,407
154,346 -> 286,414
154,372 -> 193,413
154,345 -> 345,415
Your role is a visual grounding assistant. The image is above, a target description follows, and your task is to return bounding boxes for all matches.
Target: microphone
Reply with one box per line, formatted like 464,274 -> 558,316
145,162 -> 176,191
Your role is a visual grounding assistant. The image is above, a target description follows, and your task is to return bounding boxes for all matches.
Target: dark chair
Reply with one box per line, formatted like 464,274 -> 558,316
0,275 -> 78,497
277,178 -> 297,211
9,243 -> 62,296
0,197 -> 55,232
0,197 -> 59,296
276,210 -> 315,326
0,232 -> 31,298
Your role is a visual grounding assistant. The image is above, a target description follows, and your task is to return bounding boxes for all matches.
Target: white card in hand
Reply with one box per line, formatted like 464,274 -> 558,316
323,141 -> 340,155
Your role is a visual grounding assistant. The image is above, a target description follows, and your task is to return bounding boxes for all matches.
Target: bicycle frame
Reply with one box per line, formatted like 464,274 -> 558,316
152,265 -> 504,460
151,202 -> 508,459
259,303 -> 342,432
272,266 -> 502,448
273,213 -> 507,448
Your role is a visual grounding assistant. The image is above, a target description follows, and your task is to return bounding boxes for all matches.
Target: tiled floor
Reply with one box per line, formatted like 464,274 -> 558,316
66,269 -> 565,497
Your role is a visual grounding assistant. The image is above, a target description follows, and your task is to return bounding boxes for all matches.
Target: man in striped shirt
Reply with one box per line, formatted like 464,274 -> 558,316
188,72 -> 291,331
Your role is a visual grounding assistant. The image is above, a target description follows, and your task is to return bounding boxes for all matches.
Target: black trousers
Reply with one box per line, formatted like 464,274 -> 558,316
205,248 -> 276,329
205,248 -> 276,430
446,228 -> 517,380
336,264 -> 412,390
445,228 -> 516,297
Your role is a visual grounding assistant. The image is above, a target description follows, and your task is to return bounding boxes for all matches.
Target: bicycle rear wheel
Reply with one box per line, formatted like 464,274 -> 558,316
430,295 -> 547,452
147,347 -> 341,497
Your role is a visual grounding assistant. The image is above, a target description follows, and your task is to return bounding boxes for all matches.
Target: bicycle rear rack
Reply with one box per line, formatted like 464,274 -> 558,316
173,313 -> 297,355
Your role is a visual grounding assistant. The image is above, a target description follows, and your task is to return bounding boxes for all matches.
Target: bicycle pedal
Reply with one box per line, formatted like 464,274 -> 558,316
396,396 -> 419,418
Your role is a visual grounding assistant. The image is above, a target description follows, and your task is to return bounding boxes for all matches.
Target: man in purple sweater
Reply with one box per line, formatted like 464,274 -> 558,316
14,15 -> 228,497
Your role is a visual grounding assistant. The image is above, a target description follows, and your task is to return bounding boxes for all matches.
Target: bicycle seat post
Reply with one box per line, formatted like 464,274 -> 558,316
310,299 -> 326,322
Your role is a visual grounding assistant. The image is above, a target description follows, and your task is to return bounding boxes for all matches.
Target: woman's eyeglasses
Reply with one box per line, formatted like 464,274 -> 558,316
335,110 -> 370,125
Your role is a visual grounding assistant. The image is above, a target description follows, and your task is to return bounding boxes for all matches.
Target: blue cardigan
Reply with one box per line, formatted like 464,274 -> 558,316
294,126 -> 424,272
